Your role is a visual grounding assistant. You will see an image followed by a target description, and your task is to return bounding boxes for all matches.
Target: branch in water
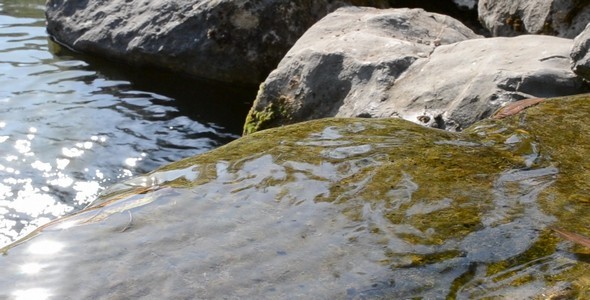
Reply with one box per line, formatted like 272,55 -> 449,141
552,227 -> 590,249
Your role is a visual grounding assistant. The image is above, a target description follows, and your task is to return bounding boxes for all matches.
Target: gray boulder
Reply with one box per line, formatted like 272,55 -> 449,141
571,23 -> 590,80
244,7 -> 587,134
244,7 -> 482,134
372,34 -> 587,131
45,0 -> 388,85
478,0 -> 590,38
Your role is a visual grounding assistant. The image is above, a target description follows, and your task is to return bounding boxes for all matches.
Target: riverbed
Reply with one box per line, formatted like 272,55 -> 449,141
0,0 -> 255,247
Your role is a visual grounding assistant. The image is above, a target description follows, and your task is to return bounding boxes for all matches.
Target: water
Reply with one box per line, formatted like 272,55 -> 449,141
0,0 -> 255,247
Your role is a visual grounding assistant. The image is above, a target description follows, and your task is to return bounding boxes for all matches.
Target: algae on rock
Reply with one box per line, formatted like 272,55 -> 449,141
1,95 -> 590,298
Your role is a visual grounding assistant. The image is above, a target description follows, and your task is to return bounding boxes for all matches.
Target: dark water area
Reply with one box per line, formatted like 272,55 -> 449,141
0,0 -> 256,247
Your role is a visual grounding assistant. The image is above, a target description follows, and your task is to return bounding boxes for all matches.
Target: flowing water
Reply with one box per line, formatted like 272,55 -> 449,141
0,0 -> 255,247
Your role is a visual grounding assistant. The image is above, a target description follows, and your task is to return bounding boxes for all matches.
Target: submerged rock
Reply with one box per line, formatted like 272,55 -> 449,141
2,94 -> 590,298
45,0 -> 388,85
244,6 -> 587,134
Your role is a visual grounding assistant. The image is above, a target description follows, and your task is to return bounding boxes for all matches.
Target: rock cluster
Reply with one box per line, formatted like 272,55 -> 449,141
45,1 -> 590,133
5,1 -> 589,298
244,6 -> 588,133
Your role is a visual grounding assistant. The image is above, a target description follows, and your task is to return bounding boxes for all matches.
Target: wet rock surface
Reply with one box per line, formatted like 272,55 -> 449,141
478,0 -> 590,38
45,0 -> 387,85
2,94 -> 590,299
244,7 -> 587,134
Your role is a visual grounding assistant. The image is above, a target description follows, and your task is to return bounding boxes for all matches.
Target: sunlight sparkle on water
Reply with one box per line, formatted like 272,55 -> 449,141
76,141 -> 93,149
27,240 -> 64,255
13,288 -> 51,300
20,263 -> 45,275
61,147 -> 84,157
90,135 -> 107,143
72,181 -> 101,205
4,167 -> 19,174
31,160 -> 52,172
47,173 -> 74,188
125,157 -> 141,167
0,182 -> 13,198
9,182 -> 71,217
55,158 -> 69,170
15,140 -> 32,155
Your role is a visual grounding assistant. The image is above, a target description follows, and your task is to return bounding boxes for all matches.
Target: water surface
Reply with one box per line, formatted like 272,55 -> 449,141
0,0 -> 255,247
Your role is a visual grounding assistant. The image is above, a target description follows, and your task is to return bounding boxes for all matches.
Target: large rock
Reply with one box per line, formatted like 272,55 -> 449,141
571,23 -> 590,80
478,0 -> 590,38
243,7 -> 482,134
371,34 -> 587,130
244,7 -> 587,134
2,94 -> 590,298
45,0 -> 388,85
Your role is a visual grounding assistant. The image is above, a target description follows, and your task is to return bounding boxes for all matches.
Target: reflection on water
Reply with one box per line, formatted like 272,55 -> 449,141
0,0 -> 255,247
12,288 -> 51,300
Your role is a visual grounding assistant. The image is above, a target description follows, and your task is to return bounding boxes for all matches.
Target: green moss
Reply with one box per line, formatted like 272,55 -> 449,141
243,83 -> 296,135
243,102 -> 276,135
18,93 -> 590,296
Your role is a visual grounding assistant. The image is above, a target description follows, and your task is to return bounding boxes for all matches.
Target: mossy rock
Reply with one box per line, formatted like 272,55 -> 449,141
1,94 -> 590,298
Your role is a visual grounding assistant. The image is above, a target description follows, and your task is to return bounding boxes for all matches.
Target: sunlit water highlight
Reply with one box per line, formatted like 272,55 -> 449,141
0,0 -> 254,247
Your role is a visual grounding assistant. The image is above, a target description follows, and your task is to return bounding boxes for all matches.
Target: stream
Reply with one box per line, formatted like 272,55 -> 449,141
0,0 -> 255,247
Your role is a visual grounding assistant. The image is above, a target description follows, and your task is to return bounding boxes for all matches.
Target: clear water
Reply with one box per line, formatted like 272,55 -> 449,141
0,0 -> 255,247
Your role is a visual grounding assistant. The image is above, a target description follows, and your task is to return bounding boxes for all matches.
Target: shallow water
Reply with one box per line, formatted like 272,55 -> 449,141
0,0 -> 255,247
2,111 -> 589,298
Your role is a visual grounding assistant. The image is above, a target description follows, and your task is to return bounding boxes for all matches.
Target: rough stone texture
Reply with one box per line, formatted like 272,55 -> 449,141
244,7 -> 588,134
45,0 -> 388,85
478,0 -> 590,38
2,94 -> 590,299
571,23 -> 590,80
244,7 -> 483,134
372,35 -> 586,131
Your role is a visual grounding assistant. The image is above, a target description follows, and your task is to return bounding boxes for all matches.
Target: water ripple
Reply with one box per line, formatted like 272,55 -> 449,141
0,0 -> 255,247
